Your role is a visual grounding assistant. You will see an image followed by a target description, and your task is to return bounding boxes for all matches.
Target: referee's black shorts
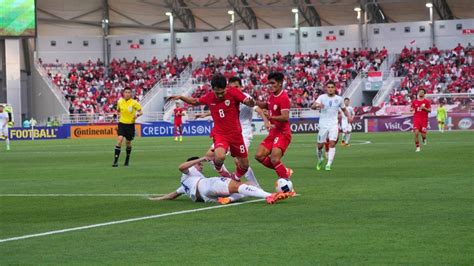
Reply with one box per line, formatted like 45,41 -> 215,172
117,123 -> 135,141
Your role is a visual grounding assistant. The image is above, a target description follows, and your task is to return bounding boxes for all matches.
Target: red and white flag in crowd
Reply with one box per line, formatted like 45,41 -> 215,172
409,40 -> 416,46
368,71 -> 383,82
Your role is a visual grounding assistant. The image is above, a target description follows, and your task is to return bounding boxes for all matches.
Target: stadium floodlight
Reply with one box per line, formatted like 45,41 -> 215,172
227,10 -> 234,15
291,8 -> 298,13
354,7 -> 362,12
425,2 -> 433,8
165,12 -> 172,17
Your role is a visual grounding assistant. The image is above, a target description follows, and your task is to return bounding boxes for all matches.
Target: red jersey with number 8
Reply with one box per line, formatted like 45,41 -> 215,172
198,86 -> 249,138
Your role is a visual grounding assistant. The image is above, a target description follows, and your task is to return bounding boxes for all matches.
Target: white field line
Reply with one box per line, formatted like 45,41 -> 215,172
0,198 -> 266,243
0,194 -> 162,197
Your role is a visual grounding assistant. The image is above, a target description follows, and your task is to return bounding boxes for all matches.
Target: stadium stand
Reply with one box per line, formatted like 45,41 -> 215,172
389,44 -> 473,105
191,47 -> 388,109
41,56 -> 192,114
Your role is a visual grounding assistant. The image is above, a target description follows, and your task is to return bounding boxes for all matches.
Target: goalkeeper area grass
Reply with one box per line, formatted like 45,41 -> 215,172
0,131 -> 472,264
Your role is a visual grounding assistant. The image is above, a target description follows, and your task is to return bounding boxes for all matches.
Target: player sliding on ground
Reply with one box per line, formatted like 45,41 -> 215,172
149,156 -> 293,204
168,74 -> 255,181
311,81 -> 353,171
195,76 -> 260,187
0,105 -> 11,151
254,72 -> 293,182
411,88 -> 431,152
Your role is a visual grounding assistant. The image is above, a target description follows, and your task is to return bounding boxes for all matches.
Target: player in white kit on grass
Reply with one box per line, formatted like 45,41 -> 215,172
195,76 -> 259,187
340,98 -> 355,147
311,81 -> 352,171
149,156 -> 292,204
0,105 -> 11,151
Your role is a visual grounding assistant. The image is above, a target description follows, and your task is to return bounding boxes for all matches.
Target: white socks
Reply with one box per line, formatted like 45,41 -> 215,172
327,147 -> 336,166
228,193 -> 246,202
238,184 -> 271,198
345,134 -> 351,144
244,167 -> 260,187
5,138 -> 10,150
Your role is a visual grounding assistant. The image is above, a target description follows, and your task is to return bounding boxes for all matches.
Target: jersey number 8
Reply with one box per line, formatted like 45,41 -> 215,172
218,109 -> 225,118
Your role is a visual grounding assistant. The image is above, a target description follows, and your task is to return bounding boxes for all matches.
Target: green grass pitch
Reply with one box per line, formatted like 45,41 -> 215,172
0,131 -> 473,264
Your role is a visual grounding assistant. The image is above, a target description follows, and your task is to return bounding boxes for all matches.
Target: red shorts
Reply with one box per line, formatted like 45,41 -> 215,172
174,121 -> 182,127
212,134 -> 248,158
260,131 -> 292,155
413,119 -> 428,133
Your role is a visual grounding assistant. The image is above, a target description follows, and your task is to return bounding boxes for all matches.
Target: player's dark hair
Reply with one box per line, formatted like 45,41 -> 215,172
327,81 -> 336,87
229,76 -> 242,86
268,72 -> 284,83
418,88 -> 426,94
123,87 -> 132,92
211,74 -> 227,90
344,98 -> 350,101
186,156 -> 200,162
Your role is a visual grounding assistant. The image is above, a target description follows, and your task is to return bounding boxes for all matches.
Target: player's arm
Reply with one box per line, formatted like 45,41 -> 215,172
168,95 -> 201,106
149,191 -> 182,201
255,107 -> 274,130
195,111 -> 211,119
340,107 -> 353,122
256,100 -> 268,109
178,156 -> 209,174
311,98 -> 324,110
423,103 -> 431,112
270,109 -> 290,122
242,97 -> 255,107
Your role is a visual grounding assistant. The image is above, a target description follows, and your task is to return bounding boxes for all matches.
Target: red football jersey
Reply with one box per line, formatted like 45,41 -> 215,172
268,90 -> 291,134
198,86 -> 249,137
412,98 -> 431,122
174,108 -> 185,124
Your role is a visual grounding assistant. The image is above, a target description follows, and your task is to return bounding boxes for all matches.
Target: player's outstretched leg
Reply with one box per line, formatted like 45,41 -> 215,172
225,180 -> 292,205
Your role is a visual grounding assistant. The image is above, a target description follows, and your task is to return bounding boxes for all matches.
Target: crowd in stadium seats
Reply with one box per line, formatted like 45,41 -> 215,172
389,43 -> 473,105
41,56 -> 191,114
191,47 -> 388,109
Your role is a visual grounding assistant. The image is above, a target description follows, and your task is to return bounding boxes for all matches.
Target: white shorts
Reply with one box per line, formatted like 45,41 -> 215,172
317,125 -> 339,143
197,177 -> 231,203
341,120 -> 352,133
1,126 -> 8,137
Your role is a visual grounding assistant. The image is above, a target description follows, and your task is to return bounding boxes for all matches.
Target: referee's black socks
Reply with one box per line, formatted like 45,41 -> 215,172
124,147 -> 132,166
113,145 -> 121,165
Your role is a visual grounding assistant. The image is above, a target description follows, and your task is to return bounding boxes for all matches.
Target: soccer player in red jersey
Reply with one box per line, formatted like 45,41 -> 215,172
411,88 -> 431,152
168,74 -> 255,180
173,102 -> 185,142
255,72 -> 293,180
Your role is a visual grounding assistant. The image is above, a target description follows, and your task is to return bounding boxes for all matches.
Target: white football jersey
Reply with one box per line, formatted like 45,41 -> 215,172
176,166 -> 205,202
341,106 -> 355,124
239,92 -> 254,139
0,112 -> 8,127
316,94 -> 344,128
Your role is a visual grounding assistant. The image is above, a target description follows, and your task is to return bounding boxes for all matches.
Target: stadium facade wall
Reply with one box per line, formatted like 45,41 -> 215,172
36,19 -> 473,63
